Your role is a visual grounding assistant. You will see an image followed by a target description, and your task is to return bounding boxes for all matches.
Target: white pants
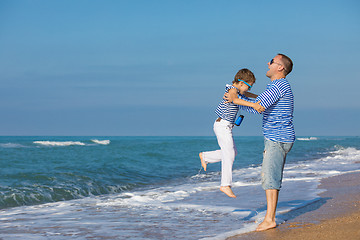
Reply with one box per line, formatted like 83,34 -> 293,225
202,119 -> 237,187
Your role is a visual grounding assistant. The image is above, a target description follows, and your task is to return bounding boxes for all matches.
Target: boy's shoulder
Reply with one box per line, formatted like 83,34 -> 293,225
225,84 -> 238,91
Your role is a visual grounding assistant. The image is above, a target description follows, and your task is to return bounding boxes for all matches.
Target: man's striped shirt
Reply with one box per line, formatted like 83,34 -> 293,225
215,84 -> 240,124
240,78 -> 295,143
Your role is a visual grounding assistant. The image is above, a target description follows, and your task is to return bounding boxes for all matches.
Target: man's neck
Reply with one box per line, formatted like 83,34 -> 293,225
270,73 -> 286,81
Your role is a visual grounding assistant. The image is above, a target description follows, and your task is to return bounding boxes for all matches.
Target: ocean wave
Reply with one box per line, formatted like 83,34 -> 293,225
0,143 -> 27,148
330,146 -> 360,161
0,182 -> 133,210
91,139 -> 110,145
33,141 -> 86,146
283,146 -> 360,181
297,137 -> 318,141
322,146 -> 360,162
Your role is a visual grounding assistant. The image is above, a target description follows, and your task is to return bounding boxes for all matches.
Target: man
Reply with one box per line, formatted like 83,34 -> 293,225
225,53 -> 295,231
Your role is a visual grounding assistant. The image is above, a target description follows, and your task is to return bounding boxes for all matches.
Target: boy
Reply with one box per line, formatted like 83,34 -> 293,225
199,68 -> 264,198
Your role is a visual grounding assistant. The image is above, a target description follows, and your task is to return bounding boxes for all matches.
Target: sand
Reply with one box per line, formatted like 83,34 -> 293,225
227,171 -> 360,240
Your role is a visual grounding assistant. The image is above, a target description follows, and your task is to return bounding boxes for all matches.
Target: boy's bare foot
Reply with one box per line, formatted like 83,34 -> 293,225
220,186 -> 236,198
199,152 -> 207,171
256,219 -> 276,231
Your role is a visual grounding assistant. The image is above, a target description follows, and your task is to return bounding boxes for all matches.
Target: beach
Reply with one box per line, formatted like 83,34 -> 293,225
228,171 -> 360,240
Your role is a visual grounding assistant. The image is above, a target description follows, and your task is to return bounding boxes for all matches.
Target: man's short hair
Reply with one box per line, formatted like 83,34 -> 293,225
278,53 -> 293,76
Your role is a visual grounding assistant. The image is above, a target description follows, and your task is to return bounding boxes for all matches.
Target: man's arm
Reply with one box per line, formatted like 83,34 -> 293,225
256,85 -> 282,109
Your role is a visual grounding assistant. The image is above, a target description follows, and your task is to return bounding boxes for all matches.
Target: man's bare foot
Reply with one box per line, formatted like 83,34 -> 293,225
220,186 -> 236,198
199,152 -> 207,171
256,219 -> 276,231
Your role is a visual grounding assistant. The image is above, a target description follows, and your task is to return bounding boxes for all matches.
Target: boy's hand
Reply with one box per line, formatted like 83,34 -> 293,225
223,92 -> 233,103
252,101 -> 265,113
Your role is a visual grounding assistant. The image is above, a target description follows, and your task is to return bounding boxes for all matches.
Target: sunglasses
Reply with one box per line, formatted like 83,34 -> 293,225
270,59 -> 286,69
270,59 -> 279,65
238,79 -> 252,90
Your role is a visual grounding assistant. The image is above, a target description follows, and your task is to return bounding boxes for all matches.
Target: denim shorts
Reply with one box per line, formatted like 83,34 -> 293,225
261,138 -> 294,190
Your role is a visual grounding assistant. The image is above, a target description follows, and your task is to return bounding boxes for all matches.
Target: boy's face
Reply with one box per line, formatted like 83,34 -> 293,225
236,81 -> 253,95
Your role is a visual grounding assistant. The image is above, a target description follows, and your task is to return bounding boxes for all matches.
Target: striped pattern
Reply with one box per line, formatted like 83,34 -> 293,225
214,84 -> 240,124
240,78 -> 295,143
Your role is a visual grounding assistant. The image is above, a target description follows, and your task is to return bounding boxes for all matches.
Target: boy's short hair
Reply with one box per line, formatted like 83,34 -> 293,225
233,68 -> 256,84
278,53 -> 293,76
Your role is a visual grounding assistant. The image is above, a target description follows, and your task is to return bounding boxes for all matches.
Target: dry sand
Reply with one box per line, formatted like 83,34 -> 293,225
227,171 -> 360,240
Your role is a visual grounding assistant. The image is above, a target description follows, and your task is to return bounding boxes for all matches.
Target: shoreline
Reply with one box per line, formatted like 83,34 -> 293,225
227,171 -> 360,240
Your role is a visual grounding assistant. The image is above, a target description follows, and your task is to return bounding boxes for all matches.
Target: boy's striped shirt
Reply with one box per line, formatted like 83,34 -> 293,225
215,84 -> 240,124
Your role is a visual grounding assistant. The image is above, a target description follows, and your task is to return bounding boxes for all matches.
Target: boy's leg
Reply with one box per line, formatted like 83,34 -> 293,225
200,150 -> 222,171
199,153 -> 207,171
201,150 -> 222,163
199,121 -> 223,171
214,121 -> 237,198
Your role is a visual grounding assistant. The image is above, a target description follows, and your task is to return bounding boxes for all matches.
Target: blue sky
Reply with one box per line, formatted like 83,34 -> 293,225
0,0 -> 359,136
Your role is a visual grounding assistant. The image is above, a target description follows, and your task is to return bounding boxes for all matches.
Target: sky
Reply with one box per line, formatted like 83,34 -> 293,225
0,0 -> 359,136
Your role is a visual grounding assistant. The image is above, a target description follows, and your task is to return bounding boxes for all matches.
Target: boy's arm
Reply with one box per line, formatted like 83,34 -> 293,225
228,89 -> 255,107
236,84 -> 282,114
244,92 -> 258,99
232,98 -> 264,113
228,89 -> 265,113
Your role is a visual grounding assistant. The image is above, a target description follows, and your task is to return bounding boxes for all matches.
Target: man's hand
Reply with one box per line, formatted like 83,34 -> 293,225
252,101 -> 265,113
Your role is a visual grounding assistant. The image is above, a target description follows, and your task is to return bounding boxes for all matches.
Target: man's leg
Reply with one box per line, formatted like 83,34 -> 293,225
256,189 -> 279,231
257,139 -> 293,231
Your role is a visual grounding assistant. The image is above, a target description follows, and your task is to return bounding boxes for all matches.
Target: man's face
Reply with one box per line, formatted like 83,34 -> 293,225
266,55 -> 282,78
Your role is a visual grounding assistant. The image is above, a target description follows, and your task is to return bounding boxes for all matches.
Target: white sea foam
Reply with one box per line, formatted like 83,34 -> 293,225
33,140 -> 110,147
33,141 -> 86,146
94,146 -> 360,210
91,139 -> 110,145
101,146 -> 360,239
0,143 -> 27,148
297,137 -> 318,141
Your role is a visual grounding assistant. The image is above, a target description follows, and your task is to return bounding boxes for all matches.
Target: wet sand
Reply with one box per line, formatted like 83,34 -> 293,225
227,171 -> 360,240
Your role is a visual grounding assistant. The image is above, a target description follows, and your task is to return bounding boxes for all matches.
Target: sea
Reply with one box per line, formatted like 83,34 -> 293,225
0,136 -> 359,239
